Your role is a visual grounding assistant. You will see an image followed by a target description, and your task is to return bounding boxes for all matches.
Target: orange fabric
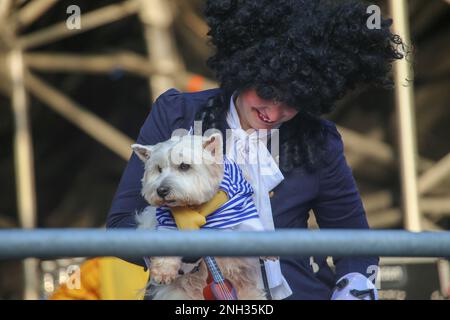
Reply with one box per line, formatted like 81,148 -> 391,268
50,258 -> 101,300
186,75 -> 205,92
49,257 -> 149,300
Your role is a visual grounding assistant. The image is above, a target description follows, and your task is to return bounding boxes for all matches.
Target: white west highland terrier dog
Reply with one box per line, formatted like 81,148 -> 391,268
132,133 -> 271,300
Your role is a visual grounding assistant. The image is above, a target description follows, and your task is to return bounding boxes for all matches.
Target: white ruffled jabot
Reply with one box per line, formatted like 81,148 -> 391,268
225,91 -> 293,300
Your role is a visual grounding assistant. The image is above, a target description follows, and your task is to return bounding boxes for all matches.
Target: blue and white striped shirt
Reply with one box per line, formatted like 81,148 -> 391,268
155,157 -> 260,229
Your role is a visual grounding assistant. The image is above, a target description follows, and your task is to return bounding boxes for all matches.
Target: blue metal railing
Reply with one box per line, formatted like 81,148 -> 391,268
0,229 -> 450,259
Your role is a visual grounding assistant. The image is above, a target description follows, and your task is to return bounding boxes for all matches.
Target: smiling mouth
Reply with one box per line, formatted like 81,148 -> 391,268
255,109 -> 275,124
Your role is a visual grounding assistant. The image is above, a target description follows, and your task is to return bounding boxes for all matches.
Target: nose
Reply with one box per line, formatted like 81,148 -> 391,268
157,186 -> 170,198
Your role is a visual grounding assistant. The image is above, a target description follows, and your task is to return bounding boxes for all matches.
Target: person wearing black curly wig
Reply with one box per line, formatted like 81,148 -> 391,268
107,0 -> 404,300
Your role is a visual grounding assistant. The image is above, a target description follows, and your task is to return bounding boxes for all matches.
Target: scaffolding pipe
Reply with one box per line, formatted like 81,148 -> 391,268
0,229 -> 449,259
9,49 -> 40,300
389,0 -> 422,231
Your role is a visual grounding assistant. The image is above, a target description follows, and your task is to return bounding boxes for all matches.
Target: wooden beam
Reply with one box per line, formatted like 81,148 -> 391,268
9,50 -> 37,230
138,0 -> 183,98
390,0 -> 421,231
177,0 -> 209,39
0,0 -> 14,50
421,217 -> 445,231
421,197 -> 450,217
343,128 -> 398,183
362,190 -> 394,213
360,150 -> 450,219
367,208 -> 444,231
367,208 -> 402,229
9,49 -> 40,300
0,69 -> 11,96
23,52 -> 218,91
418,152 -> 450,195
339,125 -> 395,165
24,71 -> 134,160
17,0 -> 58,30
338,125 -> 434,173
0,0 -> 13,20
24,52 -> 154,77
18,0 -> 140,49
411,0 -> 449,38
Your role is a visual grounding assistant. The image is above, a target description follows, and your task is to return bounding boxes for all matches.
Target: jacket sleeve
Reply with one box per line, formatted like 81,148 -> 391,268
105,88 -> 185,267
312,121 -> 379,283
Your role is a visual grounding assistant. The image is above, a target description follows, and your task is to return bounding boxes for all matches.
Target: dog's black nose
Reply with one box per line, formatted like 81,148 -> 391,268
157,186 -> 170,198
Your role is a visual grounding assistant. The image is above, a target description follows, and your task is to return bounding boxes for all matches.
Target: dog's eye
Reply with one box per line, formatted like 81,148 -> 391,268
157,166 -> 162,173
179,163 -> 191,171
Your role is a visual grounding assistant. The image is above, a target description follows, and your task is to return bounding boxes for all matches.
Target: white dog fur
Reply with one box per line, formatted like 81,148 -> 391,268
132,134 -> 268,300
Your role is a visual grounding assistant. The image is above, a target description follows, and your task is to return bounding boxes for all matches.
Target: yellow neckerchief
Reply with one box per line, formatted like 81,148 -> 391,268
169,190 -> 228,230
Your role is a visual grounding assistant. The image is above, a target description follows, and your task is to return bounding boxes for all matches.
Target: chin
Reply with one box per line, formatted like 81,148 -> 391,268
251,121 -> 277,130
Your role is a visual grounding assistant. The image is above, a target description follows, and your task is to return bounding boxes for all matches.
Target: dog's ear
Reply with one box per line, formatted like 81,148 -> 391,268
131,144 -> 153,162
202,133 -> 223,158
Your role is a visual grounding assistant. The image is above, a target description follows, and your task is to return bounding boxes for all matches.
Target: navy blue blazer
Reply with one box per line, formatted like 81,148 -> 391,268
106,88 -> 379,300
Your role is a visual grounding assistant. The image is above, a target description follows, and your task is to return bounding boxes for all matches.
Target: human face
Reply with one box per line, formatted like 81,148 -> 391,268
234,89 -> 299,131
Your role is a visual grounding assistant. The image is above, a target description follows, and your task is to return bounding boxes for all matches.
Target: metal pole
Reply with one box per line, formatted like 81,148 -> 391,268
0,229 -> 450,259
9,49 -> 40,300
138,0 -> 182,99
389,0 -> 421,231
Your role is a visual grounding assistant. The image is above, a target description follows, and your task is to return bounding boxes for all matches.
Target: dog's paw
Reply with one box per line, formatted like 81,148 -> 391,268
150,257 -> 182,285
260,256 -> 279,262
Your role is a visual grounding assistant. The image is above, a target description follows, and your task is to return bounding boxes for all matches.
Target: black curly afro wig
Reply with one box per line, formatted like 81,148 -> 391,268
196,0 -> 405,172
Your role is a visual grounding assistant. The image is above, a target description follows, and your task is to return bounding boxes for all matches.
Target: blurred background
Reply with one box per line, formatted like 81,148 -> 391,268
0,0 -> 449,300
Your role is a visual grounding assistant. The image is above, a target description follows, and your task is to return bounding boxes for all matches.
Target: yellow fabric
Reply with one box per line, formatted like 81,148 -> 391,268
99,257 -> 149,300
170,190 -> 229,230
50,257 -> 149,300
50,258 -> 101,300
50,192 -> 228,300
